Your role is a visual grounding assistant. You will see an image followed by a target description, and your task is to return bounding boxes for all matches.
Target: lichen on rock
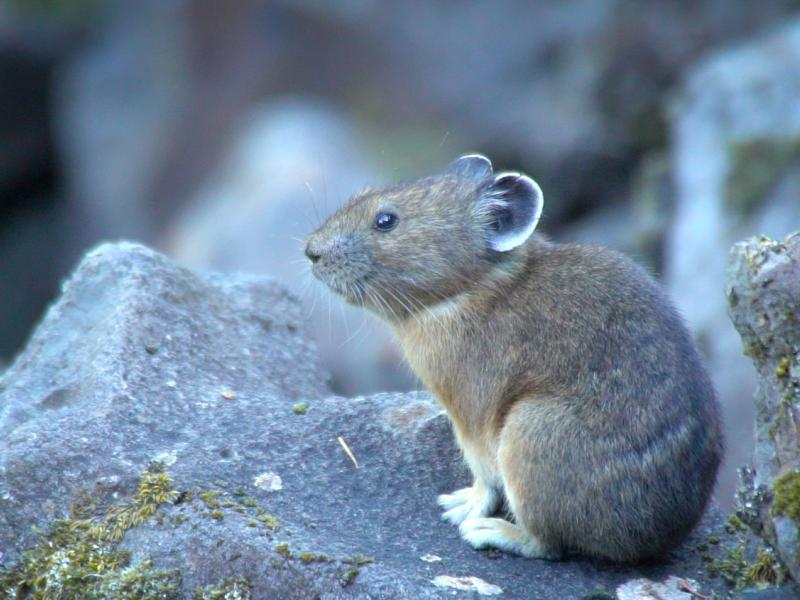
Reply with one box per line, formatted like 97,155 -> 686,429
0,464 -> 182,599
728,230 -> 800,583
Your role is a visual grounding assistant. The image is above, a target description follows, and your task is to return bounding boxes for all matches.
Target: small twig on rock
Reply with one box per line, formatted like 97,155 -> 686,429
677,579 -> 710,599
337,436 -> 359,468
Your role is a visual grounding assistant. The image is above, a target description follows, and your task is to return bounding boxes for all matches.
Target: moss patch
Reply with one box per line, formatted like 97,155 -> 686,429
0,463 -> 181,599
725,513 -> 748,535
773,469 -> 800,522
745,547 -> 786,587
195,487 -> 280,532
343,555 -> 374,566
274,543 -> 291,559
776,356 -> 792,379
298,552 -> 329,565
198,491 -> 222,510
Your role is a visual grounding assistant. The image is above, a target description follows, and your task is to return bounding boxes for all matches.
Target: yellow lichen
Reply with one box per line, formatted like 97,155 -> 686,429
773,469 -> 800,522
0,464 -> 181,598
776,356 -> 792,378
298,552 -> 329,565
256,515 -> 280,531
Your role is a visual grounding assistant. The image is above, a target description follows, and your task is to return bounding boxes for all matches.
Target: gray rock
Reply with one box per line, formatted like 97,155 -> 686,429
664,18 -> 800,503
0,241 -> 328,557
727,231 -> 800,583
0,241 -> 761,599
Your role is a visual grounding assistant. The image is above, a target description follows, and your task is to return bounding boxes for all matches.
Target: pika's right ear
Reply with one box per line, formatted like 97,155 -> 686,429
475,172 -> 543,252
445,154 -> 493,181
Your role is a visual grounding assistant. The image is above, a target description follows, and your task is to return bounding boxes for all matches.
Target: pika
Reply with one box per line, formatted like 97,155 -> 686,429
305,154 -> 723,562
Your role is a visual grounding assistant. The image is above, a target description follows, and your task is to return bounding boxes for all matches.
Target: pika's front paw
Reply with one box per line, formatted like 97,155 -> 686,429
459,518 -> 560,560
437,485 -> 499,525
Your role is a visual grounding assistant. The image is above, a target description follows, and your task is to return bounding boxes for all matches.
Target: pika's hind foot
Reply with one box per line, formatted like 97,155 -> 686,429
437,483 -> 500,525
459,518 -> 560,560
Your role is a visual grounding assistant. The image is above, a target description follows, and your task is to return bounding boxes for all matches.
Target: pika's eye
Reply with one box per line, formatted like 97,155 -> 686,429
374,212 -> 399,232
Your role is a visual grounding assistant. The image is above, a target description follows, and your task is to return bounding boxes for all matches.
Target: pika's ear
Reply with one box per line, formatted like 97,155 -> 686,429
445,153 -> 493,181
475,172 -> 543,252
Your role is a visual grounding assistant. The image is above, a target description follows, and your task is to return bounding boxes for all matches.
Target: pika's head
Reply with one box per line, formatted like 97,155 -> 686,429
305,154 -> 543,320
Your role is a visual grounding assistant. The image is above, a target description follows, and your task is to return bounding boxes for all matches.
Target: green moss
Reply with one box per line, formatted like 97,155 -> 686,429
0,464 -> 181,599
209,510 -> 224,521
199,491 -> 222,510
256,515 -> 280,531
708,536 -> 721,545
343,555 -> 374,566
772,469 -> 800,522
292,402 -> 308,415
298,552 -> 329,565
239,497 -> 258,508
726,137 -> 800,218
707,543 -> 787,591
725,513 -> 748,535
776,356 -> 792,379
745,547 -> 786,587
90,463 -> 179,542
274,543 -> 291,559
707,544 -> 748,588
193,575 -> 252,600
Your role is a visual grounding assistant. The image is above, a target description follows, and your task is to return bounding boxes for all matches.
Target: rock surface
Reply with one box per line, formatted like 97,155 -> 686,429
0,242 -> 792,598
727,231 -> 800,583
664,18 -> 800,502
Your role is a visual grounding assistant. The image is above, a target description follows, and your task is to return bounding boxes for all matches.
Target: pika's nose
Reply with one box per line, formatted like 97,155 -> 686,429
304,242 -> 321,263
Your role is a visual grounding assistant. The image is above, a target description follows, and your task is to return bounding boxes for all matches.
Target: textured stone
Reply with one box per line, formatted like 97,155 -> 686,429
727,231 -> 800,583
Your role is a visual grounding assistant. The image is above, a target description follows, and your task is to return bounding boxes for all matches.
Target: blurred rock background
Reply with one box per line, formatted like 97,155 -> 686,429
3,0 -> 800,508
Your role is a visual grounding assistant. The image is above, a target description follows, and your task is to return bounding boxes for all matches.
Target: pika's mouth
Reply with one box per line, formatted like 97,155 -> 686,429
310,267 -> 365,306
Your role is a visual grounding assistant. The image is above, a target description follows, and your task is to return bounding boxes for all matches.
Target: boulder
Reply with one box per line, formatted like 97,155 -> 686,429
1,242 -> 786,598
664,18 -> 800,502
727,231 -> 800,583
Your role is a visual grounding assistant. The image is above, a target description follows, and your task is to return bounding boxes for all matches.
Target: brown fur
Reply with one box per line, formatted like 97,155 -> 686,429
305,157 -> 723,562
